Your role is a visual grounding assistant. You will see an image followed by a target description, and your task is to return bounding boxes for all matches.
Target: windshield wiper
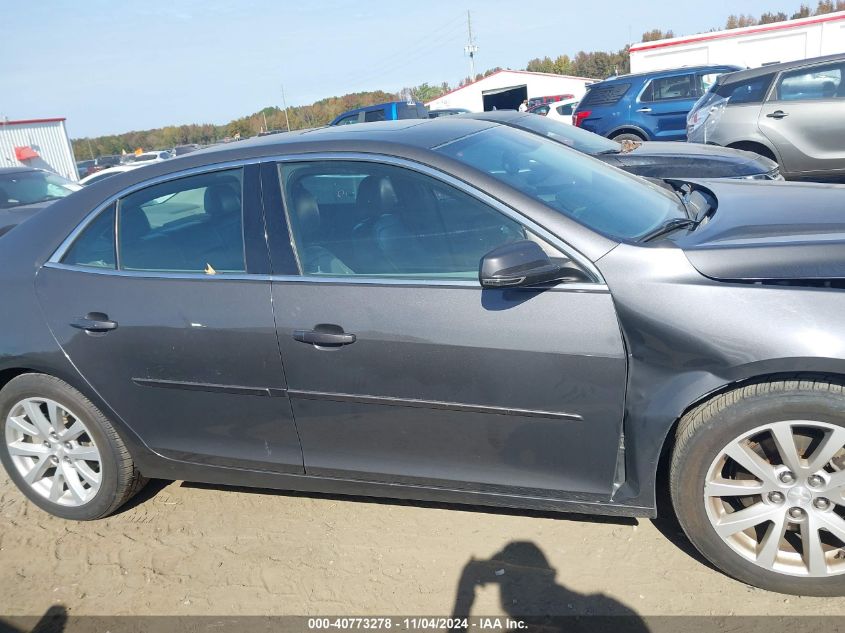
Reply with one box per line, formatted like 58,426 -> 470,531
639,218 -> 698,242
595,148 -> 621,155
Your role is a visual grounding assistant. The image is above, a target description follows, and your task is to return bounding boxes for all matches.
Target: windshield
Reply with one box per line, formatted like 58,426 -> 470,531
513,114 -> 622,154
0,170 -> 81,209
436,126 -> 685,240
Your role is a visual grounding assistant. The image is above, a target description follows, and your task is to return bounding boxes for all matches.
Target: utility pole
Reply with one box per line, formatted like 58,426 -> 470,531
464,10 -> 478,80
281,84 -> 291,132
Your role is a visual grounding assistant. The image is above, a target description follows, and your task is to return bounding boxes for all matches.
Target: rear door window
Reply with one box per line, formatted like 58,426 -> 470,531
117,169 -> 245,273
775,62 -> 844,101
641,73 -> 695,102
364,108 -> 387,122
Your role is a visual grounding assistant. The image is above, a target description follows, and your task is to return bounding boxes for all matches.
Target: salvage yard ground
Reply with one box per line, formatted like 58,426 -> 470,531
2,473 -> 845,618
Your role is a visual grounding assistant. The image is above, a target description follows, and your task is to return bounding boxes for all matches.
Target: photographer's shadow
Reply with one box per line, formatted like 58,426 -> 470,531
451,541 -> 648,633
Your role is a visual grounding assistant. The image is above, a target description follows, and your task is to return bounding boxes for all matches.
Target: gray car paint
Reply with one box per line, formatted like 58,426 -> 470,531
1,118 -> 844,519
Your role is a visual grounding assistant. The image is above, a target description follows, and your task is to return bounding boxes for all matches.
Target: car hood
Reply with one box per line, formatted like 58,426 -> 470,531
605,142 -> 777,179
0,201 -> 55,238
672,179 -> 845,281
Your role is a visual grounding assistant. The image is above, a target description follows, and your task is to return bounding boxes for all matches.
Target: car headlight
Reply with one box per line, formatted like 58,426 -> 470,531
742,168 -> 782,181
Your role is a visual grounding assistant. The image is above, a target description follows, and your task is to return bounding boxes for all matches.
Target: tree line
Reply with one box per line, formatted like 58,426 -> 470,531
72,0 -> 845,159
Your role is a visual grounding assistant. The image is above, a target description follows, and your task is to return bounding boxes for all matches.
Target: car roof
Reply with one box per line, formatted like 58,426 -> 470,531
594,64 -> 743,84
0,166 -> 40,176
717,53 -> 845,85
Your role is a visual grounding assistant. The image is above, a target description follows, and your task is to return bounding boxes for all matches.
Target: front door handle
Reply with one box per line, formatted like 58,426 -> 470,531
293,328 -> 356,346
767,110 -> 788,119
636,107 -> 652,113
71,312 -> 118,333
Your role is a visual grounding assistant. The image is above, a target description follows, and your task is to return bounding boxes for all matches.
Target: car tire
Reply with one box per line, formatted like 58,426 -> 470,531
0,373 -> 146,520
671,376 -> 845,596
611,132 -> 644,142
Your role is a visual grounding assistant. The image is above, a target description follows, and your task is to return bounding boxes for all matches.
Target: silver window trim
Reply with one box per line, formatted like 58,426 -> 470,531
47,152 -> 604,286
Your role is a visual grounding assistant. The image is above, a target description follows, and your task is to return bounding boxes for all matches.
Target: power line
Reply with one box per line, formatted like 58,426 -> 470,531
347,26 -> 467,91
340,13 -> 467,91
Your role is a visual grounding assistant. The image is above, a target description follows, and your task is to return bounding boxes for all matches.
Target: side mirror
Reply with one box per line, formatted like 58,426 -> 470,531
479,240 -> 563,289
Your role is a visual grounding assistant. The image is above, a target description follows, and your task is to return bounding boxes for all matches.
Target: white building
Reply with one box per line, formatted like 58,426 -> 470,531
0,117 -> 78,181
426,70 -> 597,113
630,11 -> 845,74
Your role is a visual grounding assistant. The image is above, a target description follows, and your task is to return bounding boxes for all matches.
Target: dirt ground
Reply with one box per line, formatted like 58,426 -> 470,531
2,471 -> 845,619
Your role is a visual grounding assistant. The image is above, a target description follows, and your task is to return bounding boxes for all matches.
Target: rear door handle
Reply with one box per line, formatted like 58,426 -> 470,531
293,328 -> 356,346
71,312 -> 118,333
636,107 -> 652,113
767,110 -> 788,119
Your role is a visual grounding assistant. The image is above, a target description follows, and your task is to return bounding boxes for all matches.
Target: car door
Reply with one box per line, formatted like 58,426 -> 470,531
637,72 -> 697,140
34,165 -> 304,473
759,60 -> 845,178
263,158 -> 627,500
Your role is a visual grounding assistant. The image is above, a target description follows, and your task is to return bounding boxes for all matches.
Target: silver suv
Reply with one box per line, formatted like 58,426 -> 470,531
687,53 -> 845,181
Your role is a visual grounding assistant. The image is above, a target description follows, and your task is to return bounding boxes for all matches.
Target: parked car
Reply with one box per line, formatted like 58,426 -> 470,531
463,110 -> 781,180
75,160 -> 95,180
687,53 -> 845,181
122,150 -> 173,164
78,164 -> 145,186
0,167 -> 81,237
573,64 -> 742,141
527,94 -> 575,108
527,98 -> 580,124
330,101 -> 429,125
428,108 -> 471,118
4,118 -> 845,595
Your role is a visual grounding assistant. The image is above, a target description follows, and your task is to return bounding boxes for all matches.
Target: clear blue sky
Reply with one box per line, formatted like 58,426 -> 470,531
1,0 -> 799,138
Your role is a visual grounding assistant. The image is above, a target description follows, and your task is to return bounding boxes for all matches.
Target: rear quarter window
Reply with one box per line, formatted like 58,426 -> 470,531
580,83 -> 630,107
718,74 -> 774,104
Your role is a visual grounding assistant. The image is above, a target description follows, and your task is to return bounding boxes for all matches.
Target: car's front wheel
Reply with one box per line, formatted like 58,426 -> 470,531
0,373 -> 146,520
671,377 -> 845,595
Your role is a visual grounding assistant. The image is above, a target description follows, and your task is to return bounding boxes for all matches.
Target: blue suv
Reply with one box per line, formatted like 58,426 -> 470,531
572,64 -> 742,141
331,101 -> 429,126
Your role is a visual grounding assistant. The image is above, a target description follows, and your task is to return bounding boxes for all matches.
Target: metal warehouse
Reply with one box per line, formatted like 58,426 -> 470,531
630,10 -> 845,73
426,69 -> 597,112
0,117 -> 78,181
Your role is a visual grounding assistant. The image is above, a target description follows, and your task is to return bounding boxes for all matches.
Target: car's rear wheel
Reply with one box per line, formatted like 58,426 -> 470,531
0,373 -> 146,520
671,377 -> 845,595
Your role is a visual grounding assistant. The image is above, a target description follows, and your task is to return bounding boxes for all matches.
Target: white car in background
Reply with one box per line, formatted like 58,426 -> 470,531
124,150 -> 173,164
78,163 -> 145,186
527,98 -> 580,124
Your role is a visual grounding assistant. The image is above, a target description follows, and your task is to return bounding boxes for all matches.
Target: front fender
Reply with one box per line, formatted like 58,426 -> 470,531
597,244 -> 845,510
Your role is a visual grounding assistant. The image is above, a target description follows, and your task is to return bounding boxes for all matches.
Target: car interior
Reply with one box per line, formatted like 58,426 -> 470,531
282,164 -> 537,278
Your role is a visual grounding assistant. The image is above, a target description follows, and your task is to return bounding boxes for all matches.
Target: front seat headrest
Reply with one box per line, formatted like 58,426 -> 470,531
357,175 -> 398,214
204,184 -> 241,218
291,183 -> 321,241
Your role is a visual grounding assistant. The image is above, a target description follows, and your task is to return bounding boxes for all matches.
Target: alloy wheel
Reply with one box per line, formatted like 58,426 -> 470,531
705,420 -> 845,577
4,397 -> 102,507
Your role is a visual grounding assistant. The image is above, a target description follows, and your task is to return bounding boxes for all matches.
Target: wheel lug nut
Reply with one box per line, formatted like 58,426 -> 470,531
42,441 -> 51,448
788,507 -> 805,520
49,455 -> 59,465
63,442 -> 72,450
768,491 -> 785,503
808,475 -> 825,488
779,471 -> 796,485
814,498 -> 831,511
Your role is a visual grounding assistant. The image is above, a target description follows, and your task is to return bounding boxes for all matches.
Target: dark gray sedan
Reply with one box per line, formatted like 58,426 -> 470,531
1,118 -> 844,596
462,110 -> 781,180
